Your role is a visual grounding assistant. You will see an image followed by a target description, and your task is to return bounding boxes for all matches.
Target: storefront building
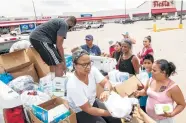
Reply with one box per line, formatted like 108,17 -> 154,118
0,0 -> 186,32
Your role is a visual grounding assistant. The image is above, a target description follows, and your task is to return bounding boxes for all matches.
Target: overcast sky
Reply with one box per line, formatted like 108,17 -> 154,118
0,0 -> 147,17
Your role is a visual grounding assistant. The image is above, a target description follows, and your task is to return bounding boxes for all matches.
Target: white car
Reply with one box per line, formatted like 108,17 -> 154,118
85,22 -> 104,29
10,28 -> 20,36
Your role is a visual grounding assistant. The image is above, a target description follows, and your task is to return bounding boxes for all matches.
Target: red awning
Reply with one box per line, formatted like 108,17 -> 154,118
151,8 -> 177,14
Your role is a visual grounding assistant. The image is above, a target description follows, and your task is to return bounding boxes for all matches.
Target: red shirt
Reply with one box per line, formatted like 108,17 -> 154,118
109,46 -> 115,56
140,47 -> 154,64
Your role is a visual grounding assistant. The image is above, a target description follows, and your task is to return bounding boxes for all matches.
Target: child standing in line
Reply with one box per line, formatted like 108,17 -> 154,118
139,54 -> 154,112
138,36 -> 154,65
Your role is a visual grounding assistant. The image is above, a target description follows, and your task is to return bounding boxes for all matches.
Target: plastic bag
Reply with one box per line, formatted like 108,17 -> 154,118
136,70 -> 149,86
104,91 -> 139,118
108,70 -> 119,83
9,40 -> 31,53
116,72 -> 129,82
108,70 -> 129,84
8,75 -> 35,94
21,90 -> 51,123
21,90 -> 51,107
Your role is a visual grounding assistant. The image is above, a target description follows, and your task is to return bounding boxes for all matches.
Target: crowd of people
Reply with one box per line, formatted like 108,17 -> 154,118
29,16 -> 186,123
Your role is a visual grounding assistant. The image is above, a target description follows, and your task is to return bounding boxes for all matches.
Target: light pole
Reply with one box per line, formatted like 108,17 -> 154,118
179,0 -> 183,29
125,0 -> 127,20
31,0 -> 37,24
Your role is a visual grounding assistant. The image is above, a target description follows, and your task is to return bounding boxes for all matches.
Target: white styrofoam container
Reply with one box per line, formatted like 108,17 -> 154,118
154,104 -> 174,115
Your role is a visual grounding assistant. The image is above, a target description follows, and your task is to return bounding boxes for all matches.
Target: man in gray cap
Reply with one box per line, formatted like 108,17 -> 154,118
72,35 -> 101,56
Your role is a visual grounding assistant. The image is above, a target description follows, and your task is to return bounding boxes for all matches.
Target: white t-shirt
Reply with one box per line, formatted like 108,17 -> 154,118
67,66 -> 105,113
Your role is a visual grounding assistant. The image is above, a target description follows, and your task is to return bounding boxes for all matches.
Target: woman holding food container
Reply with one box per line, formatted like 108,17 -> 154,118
67,49 -> 122,123
135,59 -> 185,123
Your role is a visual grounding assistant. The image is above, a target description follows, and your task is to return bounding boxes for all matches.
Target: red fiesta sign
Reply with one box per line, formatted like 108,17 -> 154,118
152,0 -> 175,9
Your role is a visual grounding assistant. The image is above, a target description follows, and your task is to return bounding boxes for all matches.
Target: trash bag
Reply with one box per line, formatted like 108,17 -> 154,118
8,75 -> 35,94
104,91 -> 139,118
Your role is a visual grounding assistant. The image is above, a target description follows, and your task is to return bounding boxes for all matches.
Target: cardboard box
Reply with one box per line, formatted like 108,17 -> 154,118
0,50 -> 31,72
115,76 -> 142,97
26,48 -> 50,78
10,64 -> 39,82
31,97 -> 77,123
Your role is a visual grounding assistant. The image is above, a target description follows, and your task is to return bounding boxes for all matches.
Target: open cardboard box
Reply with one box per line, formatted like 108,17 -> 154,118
0,50 -> 31,72
114,76 -> 142,97
31,97 -> 77,123
10,63 -> 39,82
97,76 -> 142,98
26,48 -> 50,78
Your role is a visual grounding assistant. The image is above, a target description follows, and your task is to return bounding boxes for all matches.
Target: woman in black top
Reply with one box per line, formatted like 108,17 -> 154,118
112,42 -> 122,62
118,40 -> 140,75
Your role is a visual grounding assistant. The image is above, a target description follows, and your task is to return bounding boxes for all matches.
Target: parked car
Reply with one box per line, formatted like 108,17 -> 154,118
85,22 -> 104,29
122,19 -> 135,24
114,20 -> 121,23
166,16 -> 179,20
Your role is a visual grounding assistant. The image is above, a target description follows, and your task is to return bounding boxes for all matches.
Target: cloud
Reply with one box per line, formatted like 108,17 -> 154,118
0,0 -> 145,17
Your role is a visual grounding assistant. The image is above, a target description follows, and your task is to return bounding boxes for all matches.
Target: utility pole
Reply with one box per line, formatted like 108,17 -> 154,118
125,0 -> 127,20
31,0 -> 37,25
179,0 -> 183,29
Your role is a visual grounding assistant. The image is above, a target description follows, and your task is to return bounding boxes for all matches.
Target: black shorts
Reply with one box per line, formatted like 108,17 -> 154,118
30,38 -> 62,66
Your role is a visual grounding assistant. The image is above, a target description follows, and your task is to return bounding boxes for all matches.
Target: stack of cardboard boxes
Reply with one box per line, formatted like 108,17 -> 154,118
0,48 -> 77,123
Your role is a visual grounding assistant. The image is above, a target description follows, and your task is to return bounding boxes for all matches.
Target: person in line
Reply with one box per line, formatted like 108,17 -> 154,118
135,59 -> 185,123
112,41 -> 122,62
118,39 -> 140,75
137,36 -> 154,65
29,16 -> 77,77
122,32 -> 136,44
139,54 -> 154,113
71,35 -> 101,56
108,40 -> 116,57
67,49 -> 122,123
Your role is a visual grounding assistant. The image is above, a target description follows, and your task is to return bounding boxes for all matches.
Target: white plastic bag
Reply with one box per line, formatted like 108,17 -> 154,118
21,90 -> 51,123
108,70 -> 119,83
108,70 -> 129,85
116,72 -> 129,82
21,90 -> 51,107
9,40 -> 31,53
136,71 -> 149,86
8,75 -> 35,94
104,91 -> 139,118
